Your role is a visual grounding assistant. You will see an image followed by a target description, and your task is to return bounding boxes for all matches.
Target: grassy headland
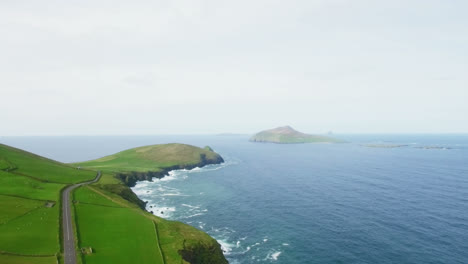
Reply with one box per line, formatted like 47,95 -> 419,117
0,143 -> 227,264
73,143 -> 226,264
250,126 -> 342,144
75,143 -> 224,186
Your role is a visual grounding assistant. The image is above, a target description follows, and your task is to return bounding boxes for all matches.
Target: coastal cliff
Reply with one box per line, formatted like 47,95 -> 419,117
115,149 -> 224,186
74,143 -> 227,264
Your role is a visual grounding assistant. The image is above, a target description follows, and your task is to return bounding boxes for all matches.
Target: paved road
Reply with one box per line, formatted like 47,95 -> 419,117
62,171 -> 101,264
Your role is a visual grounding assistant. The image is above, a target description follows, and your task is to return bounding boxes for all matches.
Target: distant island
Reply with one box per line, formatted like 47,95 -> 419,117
250,126 -> 341,144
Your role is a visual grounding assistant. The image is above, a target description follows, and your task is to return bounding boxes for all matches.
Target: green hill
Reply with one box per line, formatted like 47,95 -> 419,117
250,126 -> 341,144
0,143 -> 227,264
0,143 -> 95,263
74,143 -> 224,186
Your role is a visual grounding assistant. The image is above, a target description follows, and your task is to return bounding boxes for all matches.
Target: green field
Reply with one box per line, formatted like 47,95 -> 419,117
0,171 -> 64,201
73,186 -> 163,264
75,143 -> 223,173
0,205 -> 60,255
0,195 -> 44,225
72,186 -> 226,264
0,143 -> 92,262
0,254 -> 57,264
0,144 -> 95,183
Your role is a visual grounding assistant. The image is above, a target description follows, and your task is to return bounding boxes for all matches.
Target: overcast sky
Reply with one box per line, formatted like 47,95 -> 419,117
1,0 -> 467,136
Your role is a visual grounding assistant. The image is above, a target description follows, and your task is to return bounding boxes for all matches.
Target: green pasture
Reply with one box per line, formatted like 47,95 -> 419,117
0,144 -> 95,183
73,187 -> 163,264
0,254 -> 57,264
0,205 -> 59,255
75,143 -> 220,172
0,171 -> 63,201
74,186 -> 123,208
0,195 -> 44,225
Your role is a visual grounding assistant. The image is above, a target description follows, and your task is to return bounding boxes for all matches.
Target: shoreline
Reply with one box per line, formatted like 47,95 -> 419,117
130,159 -> 225,214
116,155 -> 224,187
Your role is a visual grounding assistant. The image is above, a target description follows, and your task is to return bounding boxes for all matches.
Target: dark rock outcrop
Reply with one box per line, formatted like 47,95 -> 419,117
116,154 -> 224,187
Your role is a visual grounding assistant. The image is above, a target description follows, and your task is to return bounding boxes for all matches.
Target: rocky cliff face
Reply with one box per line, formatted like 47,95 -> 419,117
179,241 -> 228,264
116,152 -> 224,187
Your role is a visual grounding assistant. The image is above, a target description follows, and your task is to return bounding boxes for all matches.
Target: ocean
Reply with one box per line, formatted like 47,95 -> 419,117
1,134 -> 467,263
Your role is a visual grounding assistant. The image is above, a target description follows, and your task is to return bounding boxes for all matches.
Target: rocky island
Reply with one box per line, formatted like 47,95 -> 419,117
250,126 -> 341,144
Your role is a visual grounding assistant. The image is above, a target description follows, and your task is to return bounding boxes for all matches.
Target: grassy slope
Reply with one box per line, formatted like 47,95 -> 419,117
73,144 -> 227,264
0,255 -> 57,264
0,143 -> 227,264
0,144 -> 94,263
74,143 -> 223,173
0,195 -> 44,225
74,187 -> 163,264
0,205 -> 60,255
0,171 -> 64,201
73,184 -> 226,264
250,126 -> 341,143
0,144 -> 95,183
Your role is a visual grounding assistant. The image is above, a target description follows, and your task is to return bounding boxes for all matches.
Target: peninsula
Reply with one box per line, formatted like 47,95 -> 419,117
0,143 -> 227,264
250,126 -> 341,144
76,143 -> 224,186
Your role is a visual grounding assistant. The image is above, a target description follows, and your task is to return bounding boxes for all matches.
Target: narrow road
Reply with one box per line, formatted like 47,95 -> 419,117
62,171 -> 101,264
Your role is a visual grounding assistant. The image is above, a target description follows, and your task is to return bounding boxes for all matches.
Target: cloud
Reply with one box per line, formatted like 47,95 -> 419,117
0,0 -> 467,135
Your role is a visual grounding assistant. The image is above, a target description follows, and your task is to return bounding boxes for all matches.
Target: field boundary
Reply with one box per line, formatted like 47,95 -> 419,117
10,171 -> 62,184
0,193 -> 54,202
86,186 -> 130,208
76,201 -> 125,209
153,221 -> 166,264
0,206 -> 42,226
0,250 -> 56,257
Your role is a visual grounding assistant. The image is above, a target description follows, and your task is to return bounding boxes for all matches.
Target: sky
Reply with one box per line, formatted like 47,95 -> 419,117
1,0 -> 467,136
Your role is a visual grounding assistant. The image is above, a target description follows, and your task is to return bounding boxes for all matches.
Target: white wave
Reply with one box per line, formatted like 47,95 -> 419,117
157,173 -> 178,182
210,227 -> 233,234
218,239 -> 235,255
181,204 -> 200,209
132,188 -> 150,196
134,182 -> 150,188
271,251 -> 281,260
282,243 -> 289,246
263,238 -> 268,242
182,213 -> 205,219
265,251 -> 282,261
198,222 -> 206,229
159,193 -> 188,196
149,206 -> 176,218
238,246 -> 251,254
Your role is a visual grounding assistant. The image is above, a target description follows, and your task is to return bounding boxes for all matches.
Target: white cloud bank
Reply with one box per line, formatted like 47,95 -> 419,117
1,0 -> 467,135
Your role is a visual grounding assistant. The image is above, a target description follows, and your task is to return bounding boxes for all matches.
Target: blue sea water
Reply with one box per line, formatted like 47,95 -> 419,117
1,134 -> 468,263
